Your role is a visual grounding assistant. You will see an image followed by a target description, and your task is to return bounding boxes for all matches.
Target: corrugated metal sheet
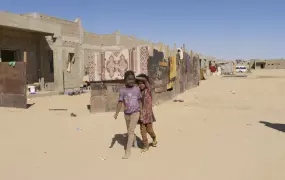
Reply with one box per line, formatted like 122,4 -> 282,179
0,62 -> 27,108
222,63 -> 234,74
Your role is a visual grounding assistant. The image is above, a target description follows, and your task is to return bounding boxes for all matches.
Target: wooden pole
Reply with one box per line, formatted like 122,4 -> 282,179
23,50 -> 27,63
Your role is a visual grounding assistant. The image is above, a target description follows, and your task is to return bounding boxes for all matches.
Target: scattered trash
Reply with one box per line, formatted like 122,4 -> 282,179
76,128 -> 83,131
173,99 -> 184,102
68,90 -> 84,96
70,113 -> 77,117
28,85 -> 36,94
230,90 -> 236,94
8,61 -> 16,67
173,95 -> 184,102
49,109 -> 68,111
98,157 -> 107,161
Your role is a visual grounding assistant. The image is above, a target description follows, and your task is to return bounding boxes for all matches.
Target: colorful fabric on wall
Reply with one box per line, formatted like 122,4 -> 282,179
87,46 -> 150,81
167,81 -> 174,90
102,49 -> 130,80
167,55 -> 177,90
169,55 -> 177,80
87,52 -> 102,82
148,49 -> 168,88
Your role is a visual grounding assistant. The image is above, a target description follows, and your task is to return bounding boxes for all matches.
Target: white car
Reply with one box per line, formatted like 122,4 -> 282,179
236,66 -> 247,73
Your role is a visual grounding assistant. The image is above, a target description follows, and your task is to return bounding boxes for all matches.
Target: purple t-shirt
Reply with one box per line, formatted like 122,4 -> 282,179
119,86 -> 141,114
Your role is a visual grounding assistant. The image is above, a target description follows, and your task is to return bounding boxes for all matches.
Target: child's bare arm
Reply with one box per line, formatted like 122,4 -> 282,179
136,77 -> 150,89
114,102 -> 122,119
114,89 -> 124,119
139,100 -> 143,120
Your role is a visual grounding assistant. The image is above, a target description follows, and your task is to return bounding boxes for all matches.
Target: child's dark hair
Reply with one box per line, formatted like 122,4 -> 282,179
124,70 -> 135,81
136,73 -> 150,83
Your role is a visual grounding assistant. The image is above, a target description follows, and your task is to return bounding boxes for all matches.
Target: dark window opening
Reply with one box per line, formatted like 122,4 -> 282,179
68,53 -> 75,63
0,50 -> 19,62
66,53 -> 75,73
48,50 -> 54,73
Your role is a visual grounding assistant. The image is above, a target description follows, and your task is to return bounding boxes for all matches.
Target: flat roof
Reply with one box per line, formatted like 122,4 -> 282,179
0,11 -> 60,36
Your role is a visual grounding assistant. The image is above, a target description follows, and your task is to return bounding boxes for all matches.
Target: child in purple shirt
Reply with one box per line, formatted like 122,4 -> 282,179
114,71 -> 142,159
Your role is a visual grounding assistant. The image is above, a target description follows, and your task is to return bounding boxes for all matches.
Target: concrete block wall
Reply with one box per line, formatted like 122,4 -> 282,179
89,44 -> 201,113
33,13 -> 83,91
0,26 -> 43,84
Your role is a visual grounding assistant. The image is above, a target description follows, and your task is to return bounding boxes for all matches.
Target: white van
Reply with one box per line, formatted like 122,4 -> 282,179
236,65 -> 247,73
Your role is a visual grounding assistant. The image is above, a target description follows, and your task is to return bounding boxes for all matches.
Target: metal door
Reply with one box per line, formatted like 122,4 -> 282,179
0,62 -> 27,108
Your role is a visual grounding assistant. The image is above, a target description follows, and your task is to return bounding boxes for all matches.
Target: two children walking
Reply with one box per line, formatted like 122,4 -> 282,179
114,71 -> 157,159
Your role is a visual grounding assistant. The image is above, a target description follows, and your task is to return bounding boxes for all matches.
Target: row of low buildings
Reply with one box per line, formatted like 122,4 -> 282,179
0,11 -> 160,93
249,59 -> 285,70
0,11 -> 211,110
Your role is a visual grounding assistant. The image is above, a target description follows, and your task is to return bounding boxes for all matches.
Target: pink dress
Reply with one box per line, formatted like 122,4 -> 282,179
140,81 -> 156,124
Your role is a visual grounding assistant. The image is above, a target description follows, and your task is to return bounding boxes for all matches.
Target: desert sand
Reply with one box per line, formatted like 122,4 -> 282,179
1,70 -> 285,180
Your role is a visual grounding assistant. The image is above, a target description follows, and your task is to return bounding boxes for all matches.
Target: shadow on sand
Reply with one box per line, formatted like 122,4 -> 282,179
27,103 -> 35,109
109,133 -> 143,149
260,121 -> 285,133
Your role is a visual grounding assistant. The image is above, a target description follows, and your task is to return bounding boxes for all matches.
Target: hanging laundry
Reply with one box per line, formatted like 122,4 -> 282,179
169,55 -> 177,80
177,48 -> 183,60
67,62 -> 71,72
167,55 -> 177,90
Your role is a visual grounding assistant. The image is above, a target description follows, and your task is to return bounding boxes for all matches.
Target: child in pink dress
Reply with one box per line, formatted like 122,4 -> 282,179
136,74 -> 157,152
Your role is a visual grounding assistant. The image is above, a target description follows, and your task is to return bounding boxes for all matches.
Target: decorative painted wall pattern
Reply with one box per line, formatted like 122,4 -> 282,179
85,49 -> 102,82
62,40 -> 76,47
85,46 -> 150,82
131,46 -> 149,75
102,49 -> 129,80
139,46 -> 149,75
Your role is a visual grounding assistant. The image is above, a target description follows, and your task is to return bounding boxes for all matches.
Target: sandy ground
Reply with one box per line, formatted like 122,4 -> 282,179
1,70 -> 285,180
